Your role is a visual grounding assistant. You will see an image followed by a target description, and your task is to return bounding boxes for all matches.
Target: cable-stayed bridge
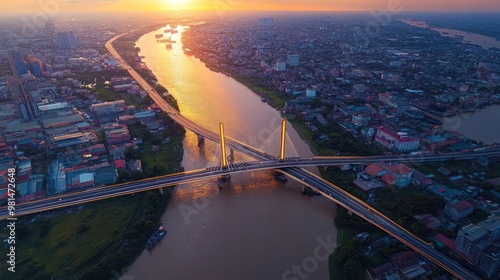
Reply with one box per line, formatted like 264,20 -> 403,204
3,33 -> 498,279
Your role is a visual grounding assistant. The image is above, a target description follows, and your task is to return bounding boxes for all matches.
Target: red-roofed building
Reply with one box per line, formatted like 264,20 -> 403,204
115,159 -> 126,169
381,172 -> 397,186
365,163 -> 386,177
375,126 -> 420,152
365,162 -> 414,187
445,200 -> 474,221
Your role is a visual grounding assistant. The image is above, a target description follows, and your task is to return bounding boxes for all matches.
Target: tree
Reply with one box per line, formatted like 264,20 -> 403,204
342,258 -> 363,280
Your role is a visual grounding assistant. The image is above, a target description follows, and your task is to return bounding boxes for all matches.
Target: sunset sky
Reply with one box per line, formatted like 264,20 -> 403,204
1,0 -> 500,14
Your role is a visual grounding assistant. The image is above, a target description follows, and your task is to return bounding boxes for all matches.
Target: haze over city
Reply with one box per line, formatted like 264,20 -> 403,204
2,0 -> 500,13
0,0 -> 500,280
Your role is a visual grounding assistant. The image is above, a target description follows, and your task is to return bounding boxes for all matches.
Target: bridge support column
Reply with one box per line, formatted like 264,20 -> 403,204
219,122 -> 228,169
197,134 -> 205,146
279,118 -> 287,162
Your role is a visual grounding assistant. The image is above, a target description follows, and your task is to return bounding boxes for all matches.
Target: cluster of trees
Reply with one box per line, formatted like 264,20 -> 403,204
330,239 -> 365,280
375,188 -> 446,240
77,191 -> 170,279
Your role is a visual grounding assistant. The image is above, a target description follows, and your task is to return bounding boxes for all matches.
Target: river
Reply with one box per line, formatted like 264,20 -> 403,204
402,19 -> 500,49
442,105 -> 500,145
122,25 -> 337,280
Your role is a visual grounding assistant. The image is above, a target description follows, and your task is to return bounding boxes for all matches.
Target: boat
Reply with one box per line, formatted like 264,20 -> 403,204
146,226 -> 167,250
155,34 -> 163,39
261,97 -> 267,102
166,43 -> 172,49
171,29 -> 178,34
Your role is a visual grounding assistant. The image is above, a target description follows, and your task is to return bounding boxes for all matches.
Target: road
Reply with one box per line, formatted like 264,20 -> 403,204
11,33 -> 474,279
281,167 -> 482,280
105,34 -> 268,161
3,150 -> 499,219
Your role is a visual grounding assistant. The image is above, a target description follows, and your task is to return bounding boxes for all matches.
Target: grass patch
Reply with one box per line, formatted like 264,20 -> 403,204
95,87 -> 150,109
0,195 -> 142,279
233,75 -> 289,108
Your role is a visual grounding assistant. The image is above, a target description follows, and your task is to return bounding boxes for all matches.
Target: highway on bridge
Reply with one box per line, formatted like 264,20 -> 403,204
3,150 -> 500,220
5,32 -> 491,279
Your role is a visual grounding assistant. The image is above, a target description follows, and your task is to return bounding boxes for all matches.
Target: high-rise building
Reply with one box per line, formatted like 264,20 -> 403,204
258,17 -> 274,27
8,50 -> 28,76
26,56 -> 44,77
7,74 -> 39,121
456,224 -> 492,264
56,30 -> 78,49
45,18 -> 55,36
478,243 -> 500,279
479,215 -> 500,241
287,54 -> 300,66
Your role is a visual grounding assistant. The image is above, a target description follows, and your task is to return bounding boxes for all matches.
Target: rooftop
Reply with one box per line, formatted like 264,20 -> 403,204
478,215 -> 500,232
461,224 -> 489,242
451,200 -> 474,211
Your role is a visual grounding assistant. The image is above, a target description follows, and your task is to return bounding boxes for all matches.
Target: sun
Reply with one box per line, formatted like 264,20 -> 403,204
163,0 -> 190,10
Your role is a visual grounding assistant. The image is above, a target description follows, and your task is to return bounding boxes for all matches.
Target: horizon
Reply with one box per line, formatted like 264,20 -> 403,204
2,0 -> 500,15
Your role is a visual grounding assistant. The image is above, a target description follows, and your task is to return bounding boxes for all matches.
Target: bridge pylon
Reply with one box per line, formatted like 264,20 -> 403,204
219,122 -> 228,169
279,118 -> 287,162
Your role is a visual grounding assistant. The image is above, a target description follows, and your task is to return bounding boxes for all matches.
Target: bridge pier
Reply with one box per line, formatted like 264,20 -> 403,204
197,134 -> 205,146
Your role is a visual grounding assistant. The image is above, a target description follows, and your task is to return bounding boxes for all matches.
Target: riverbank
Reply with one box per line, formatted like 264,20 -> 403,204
0,192 -> 172,279
0,24 -> 185,279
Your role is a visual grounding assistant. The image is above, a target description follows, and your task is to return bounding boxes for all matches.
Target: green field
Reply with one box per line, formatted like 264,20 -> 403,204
0,196 -> 143,279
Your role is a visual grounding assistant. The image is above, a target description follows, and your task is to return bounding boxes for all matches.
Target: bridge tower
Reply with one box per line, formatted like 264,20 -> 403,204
219,122 -> 228,169
279,118 -> 287,162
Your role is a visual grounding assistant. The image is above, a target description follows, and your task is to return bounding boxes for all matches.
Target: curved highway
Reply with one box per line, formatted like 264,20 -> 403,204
281,167 -> 482,280
11,33 -> 486,279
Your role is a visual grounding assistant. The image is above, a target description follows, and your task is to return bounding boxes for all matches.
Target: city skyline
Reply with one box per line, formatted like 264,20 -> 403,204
2,0 -> 500,14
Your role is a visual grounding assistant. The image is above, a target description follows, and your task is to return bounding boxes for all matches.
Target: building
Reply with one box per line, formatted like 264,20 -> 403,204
478,243 -> 500,278
26,56 -> 44,77
444,200 -> 475,221
287,54 -> 300,66
44,18 -> 55,35
6,75 -> 39,120
90,100 -> 126,116
258,17 -> 274,27
8,50 -> 27,76
456,224 -> 490,264
56,30 -> 78,49
275,61 -> 286,71
478,215 -> 500,241
365,162 -> 413,187
306,89 -> 317,98
375,126 -> 420,152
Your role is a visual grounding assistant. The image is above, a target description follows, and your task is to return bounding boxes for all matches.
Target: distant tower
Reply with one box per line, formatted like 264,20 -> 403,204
45,18 -> 55,36
56,30 -> 78,49
26,56 -> 44,77
8,50 -> 28,76
258,18 -> 274,27
287,54 -> 300,66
